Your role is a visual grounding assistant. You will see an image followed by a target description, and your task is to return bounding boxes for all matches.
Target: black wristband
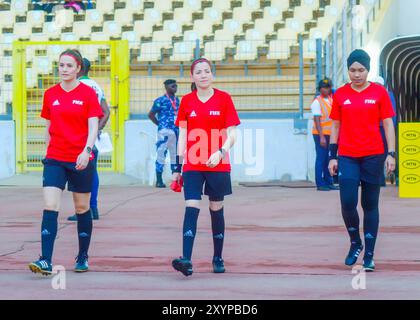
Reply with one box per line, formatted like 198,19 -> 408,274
329,143 -> 338,160
173,155 -> 183,173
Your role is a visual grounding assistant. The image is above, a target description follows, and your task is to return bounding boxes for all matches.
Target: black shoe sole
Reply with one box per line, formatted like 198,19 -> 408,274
172,260 -> 193,277
28,263 -> 52,276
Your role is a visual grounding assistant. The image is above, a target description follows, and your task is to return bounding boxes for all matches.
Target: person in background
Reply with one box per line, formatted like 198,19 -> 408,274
148,79 -> 180,188
311,78 -> 339,191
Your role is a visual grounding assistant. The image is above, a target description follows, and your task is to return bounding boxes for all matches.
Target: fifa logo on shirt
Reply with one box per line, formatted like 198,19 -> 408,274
210,111 -> 221,116
72,100 -> 84,105
364,99 -> 376,104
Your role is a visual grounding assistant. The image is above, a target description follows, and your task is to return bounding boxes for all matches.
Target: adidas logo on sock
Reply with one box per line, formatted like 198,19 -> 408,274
79,232 -> 89,238
184,230 -> 194,237
213,233 -> 224,239
365,233 -> 375,239
41,229 -> 50,236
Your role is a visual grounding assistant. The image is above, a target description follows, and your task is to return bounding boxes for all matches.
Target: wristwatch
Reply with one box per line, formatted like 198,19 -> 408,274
387,151 -> 396,158
86,146 -> 92,154
219,148 -> 227,159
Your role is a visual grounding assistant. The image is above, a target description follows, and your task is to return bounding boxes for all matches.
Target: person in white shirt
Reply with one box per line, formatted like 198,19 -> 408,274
311,78 -> 339,191
68,58 -> 110,221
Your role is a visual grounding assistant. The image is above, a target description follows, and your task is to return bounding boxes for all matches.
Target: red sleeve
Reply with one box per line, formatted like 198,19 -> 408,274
379,89 -> 395,120
40,91 -> 50,120
175,96 -> 187,128
87,87 -> 104,118
224,93 -> 241,127
329,93 -> 341,121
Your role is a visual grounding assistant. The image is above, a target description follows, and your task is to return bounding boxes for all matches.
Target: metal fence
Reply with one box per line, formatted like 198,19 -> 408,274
0,40 -> 13,118
0,0 -> 390,122
128,38 -> 318,119
2,40 -> 129,173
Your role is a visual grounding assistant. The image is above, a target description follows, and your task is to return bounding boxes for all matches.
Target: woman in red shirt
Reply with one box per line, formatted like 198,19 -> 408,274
29,49 -> 103,275
328,49 -> 396,272
172,58 -> 241,276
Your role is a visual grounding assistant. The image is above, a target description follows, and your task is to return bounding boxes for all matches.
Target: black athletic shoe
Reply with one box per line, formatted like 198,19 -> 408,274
345,243 -> 364,266
67,214 -> 78,221
363,258 -> 375,272
172,257 -> 193,276
28,257 -> 53,276
212,257 -> 225,273
317,186 -> 331,191
328,185 -> 340,190
156,182 -> 166,188
91,207 -> 99,220
74,254 -> 89,273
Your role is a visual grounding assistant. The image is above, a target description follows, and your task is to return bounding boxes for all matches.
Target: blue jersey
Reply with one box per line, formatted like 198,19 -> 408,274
151,94 -> 180,131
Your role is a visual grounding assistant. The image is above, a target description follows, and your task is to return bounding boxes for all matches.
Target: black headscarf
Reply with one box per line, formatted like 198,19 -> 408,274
347,49 -> 371,71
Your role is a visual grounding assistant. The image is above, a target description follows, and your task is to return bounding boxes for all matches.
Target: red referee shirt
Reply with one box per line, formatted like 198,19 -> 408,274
41,82 -> 104,162
330,82 -> 395,158
175,88 -> 241,172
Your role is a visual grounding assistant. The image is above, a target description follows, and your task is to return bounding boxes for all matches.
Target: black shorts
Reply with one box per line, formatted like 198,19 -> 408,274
183,171 -> 232,201
42,158 -> 95,193
338,155 -> 386,185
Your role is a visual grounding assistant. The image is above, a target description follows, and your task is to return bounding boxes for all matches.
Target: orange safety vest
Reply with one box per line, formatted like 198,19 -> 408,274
312,95 -> 333,135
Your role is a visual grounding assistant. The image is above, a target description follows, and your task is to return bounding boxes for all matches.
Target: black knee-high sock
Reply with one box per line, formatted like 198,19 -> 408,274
41,210 -> 59,263
77,209 -> 93,257
361,181 -> 380,259
182,207 -> 200,260
339,179 -> 362,245
210,207 -> 225,259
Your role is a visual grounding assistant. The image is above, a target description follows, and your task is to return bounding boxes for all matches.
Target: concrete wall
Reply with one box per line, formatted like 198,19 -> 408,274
125,119 -> 316,184
367,0 -> 420,62
0,121 -> 15,179
397,0 -> 420,36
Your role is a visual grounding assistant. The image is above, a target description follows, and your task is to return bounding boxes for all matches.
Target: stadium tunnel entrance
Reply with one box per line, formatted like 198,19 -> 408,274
380,35 -> 420,123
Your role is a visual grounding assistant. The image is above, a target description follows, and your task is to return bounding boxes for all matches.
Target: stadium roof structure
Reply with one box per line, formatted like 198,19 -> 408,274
380,35 -> 420,122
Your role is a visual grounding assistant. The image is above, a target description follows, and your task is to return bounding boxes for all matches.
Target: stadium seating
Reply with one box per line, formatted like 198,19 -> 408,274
0,0 -> 352,65
1,0 -> 372,116
125,0 -> 144,12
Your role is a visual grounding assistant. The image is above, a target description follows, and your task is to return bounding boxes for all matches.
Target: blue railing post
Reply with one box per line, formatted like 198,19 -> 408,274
332,25 -> 338,88
316,38 -> 323,94
351,0 -> 357,51
299,34 -> 304,119
342,4 -> 348,84
194,39 -> 200,59
324,38 -> 330,79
